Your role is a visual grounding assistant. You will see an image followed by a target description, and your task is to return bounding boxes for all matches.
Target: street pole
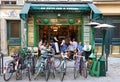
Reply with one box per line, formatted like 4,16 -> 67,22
101,29 -> 106,56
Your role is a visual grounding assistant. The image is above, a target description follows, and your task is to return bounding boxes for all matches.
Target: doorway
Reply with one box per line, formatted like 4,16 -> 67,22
7,20 -> 21,56
37,25 -> 82,44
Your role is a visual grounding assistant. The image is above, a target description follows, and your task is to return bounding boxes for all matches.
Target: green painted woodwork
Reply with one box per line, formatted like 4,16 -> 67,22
101,30 -> 106,56
34,16 -> 37,46
68,18 -> 75,24
34,12 -> 83,25
20,3 -> 102,20
7,21 -> 21,46
26,22 -> 28,47
43,18 -> 49,24
81,17 -> 84,45
26,12 -> 86,47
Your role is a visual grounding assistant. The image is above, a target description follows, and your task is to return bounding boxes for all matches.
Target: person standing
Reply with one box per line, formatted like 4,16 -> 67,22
52,37 -> 60,54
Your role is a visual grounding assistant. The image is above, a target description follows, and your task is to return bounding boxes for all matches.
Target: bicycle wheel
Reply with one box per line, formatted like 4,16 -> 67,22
54,57 -> 61,68
16,64 -> 22,80
27,68 -> 32,81
81,61 -> 88,78
80,58 -> 87,78
74,61 -> 78,79
60,61 -> 65,81
45,62 -> 50,81
79,57 -> 82,75
3,64 -> 13,81
16,69 -> 22,80
31,57 -> 35,75
50,59 -> 56,78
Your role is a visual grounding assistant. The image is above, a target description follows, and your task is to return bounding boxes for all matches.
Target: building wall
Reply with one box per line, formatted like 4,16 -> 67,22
1,0 -> 120,56
94,1 -> 120,55
0,4 -> 23,55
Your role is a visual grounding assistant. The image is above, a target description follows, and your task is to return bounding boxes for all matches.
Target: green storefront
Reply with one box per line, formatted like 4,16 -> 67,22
20,2 -> 102,48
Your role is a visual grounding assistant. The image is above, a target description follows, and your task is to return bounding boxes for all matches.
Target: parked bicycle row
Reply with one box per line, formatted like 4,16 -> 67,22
3,44 -> 89,81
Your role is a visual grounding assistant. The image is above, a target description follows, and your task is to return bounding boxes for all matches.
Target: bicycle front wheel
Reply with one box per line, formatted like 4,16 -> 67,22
80,59 -> 88,78
74,61 -> 78,79
45,62 -> 50,81
16,64 -> 22,80
60,62 -> 66,81
3,66 -> 13,81
54,57 -> 61,68
27,68 -> 32,81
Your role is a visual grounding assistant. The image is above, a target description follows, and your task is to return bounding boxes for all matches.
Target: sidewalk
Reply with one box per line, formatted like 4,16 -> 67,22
0,56 -> 120,82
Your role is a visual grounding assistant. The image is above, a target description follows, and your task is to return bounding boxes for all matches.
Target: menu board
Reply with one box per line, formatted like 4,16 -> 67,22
28,16 -> 34,46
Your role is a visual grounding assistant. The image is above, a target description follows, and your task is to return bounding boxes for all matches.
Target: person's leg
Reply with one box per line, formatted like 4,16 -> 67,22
83,51 -> 88,61
69,51 -> 74,59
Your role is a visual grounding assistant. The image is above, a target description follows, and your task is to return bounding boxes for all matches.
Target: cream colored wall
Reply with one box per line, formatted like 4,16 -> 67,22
0,18 -> 8,55
0,6 -> 22,55
95,4 -> 120,15
83,16 -> 90,45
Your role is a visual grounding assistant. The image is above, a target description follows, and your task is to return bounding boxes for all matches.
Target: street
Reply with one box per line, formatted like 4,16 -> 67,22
0,56 -> 120,82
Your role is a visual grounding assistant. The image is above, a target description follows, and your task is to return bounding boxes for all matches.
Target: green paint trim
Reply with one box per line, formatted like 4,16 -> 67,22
26,22 -> 28,47
81,16 -> 84,45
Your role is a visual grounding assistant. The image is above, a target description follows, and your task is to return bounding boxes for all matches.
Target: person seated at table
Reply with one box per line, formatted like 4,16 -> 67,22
60,39 -> 68,58
77,41 -> 83,55
67,40 -> 76,59
82,41 -> 92,61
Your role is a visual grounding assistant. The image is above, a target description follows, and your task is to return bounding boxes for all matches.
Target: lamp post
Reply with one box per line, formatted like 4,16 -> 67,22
86,22 -> 100,75
86,22 -> 100,58
95,24 -> 115,56
95,24 -> 115,75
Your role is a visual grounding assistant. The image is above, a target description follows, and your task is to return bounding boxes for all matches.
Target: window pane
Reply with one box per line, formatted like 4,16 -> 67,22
95,29 -> 102,38
10,22 -> 19,37
113,23 -> 120,38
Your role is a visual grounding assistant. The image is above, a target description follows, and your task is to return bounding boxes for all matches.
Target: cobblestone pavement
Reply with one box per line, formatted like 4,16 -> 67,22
0,56 -> 120,82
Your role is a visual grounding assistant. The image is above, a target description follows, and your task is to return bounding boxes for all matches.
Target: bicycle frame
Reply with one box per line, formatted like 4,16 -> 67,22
3,56 -> 19,74
60,57 -> 68,81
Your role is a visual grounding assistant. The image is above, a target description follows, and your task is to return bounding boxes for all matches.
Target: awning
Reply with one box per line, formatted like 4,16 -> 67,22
20,3 -> 102,20
88,3 -> 103,20
20,3 -> 31,20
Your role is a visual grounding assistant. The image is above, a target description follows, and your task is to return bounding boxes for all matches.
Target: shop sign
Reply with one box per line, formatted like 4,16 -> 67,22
39,7 -> 80,10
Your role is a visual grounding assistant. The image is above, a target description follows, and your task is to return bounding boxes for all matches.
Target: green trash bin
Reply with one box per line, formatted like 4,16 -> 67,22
89,55 -> 106,77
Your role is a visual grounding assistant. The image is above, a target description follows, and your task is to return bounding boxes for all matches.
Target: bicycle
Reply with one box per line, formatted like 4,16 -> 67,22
74,51 -> 88,79
34,51 -> 55,81
79,55 -> 88,78
3,51 -> 22,81
60,56 -> 68,81
24,49 -> 35,81
60,50 -> 76,81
